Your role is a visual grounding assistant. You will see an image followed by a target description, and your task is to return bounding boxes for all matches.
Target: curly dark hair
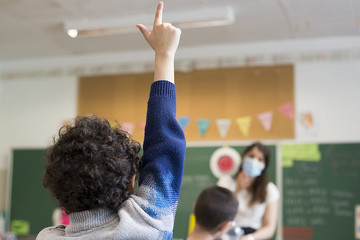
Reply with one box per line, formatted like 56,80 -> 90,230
43,116 -> 141,214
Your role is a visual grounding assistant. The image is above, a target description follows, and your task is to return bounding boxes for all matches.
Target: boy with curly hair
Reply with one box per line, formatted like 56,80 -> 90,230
37,2 -> 186,239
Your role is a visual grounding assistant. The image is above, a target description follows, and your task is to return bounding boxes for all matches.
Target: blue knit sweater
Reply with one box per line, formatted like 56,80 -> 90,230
37,80 -> 186,240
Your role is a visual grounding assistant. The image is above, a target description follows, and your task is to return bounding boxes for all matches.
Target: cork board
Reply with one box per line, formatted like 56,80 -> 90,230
78,65 -> 294,141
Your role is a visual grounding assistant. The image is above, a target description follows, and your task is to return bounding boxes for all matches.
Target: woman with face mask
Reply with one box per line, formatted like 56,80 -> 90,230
220,142 -> 279,240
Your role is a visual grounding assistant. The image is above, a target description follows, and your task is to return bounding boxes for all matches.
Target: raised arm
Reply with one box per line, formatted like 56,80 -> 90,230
131,2 -> 185,237
137,1 -> 181,83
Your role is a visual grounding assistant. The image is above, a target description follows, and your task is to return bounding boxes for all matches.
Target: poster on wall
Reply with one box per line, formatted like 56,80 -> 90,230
296,111 -> 318,139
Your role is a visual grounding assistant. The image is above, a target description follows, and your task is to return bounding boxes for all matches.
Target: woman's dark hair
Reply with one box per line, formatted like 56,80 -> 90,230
236,142 -> 270,206
194,186 -> 239,232
43,116 -> 141,214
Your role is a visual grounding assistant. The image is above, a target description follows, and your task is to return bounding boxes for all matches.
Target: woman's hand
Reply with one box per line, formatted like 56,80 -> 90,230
239,234 -> 254,240
235,170 -> 251,193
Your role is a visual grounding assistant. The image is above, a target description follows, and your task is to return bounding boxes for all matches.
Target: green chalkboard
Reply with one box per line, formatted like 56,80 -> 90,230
11,146 -> 277,238
173,145 -> 277,239
282,143 -> 360,240
10,149 -> 57,236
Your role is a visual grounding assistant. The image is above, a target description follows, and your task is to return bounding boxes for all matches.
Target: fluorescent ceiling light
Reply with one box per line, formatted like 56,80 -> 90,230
64,6 -> 235,38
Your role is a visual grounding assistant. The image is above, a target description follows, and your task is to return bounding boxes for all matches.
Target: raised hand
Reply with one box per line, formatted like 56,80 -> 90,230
136,2 -> 181,57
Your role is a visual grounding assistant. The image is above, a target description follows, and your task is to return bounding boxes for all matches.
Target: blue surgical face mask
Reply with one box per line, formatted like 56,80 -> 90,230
242,157 -> 265,178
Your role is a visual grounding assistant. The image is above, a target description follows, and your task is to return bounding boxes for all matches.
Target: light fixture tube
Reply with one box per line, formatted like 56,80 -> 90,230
64,6 -> 235,38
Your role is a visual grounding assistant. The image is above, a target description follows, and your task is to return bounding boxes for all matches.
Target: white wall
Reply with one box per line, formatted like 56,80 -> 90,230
295,61 -> 360,142
0,76 -> 77,212
0,76 -> 77,168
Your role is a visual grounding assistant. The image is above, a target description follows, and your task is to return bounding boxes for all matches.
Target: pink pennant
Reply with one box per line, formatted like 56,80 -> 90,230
140,122 -> 146,134
278,102 -> 294,120
257,111 -> 273,132
121,122 -> 134,135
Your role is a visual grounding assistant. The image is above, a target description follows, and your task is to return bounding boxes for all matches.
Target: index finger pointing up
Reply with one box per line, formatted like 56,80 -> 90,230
154,1 -> 163,26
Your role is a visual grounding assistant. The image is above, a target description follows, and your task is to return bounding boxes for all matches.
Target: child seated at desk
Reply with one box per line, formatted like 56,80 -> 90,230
186,186 -> 239,240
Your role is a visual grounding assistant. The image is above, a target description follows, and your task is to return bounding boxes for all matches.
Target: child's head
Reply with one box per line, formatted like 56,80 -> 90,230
194,186 -> 239,235
43,116 -> 141,214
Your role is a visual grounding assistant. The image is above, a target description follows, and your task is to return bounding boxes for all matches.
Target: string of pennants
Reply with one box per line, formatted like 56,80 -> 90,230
109,101 -> 293,138
179,101 -> 293,138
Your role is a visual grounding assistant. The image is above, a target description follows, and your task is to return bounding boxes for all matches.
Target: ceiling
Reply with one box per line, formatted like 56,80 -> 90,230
0,0 -> 360,62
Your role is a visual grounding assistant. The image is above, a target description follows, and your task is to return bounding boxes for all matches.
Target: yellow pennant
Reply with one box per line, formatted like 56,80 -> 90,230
236,116 -> 252,137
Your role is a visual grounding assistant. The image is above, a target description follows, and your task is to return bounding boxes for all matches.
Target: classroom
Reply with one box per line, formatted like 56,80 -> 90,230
1,1 -> 360,240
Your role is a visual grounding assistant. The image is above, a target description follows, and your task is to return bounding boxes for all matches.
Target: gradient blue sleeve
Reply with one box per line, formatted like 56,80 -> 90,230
137,80 -> 186,218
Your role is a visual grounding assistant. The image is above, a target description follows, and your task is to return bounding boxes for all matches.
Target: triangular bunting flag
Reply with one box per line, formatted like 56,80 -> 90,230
178,116 -> 191,131
139,122 -> 146,134
109,120 -> 119,129
60,119 -> 73,134
236,116 -> 252,137
197,119 -> 210,137
121,122 -> 134,135
216,119 -> 232,138
278,102 -> 294,120
257,111 -> 273,132
61,120 -> 72,128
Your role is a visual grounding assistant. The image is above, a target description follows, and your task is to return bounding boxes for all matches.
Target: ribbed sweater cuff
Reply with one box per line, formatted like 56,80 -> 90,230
150,80 -> 176,98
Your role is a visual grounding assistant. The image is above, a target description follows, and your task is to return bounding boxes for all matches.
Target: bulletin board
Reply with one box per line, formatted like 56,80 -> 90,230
78,65 -> 294,141
282,143 -> 360,240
